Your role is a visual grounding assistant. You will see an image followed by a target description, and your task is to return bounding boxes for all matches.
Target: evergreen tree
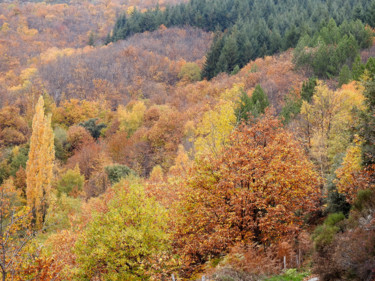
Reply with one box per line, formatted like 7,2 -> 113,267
216,34 -> 239,74
338,65 -> 352,86
235,90 -> 253,124
251,84 -> 269,117
366,0 -> 375,27
352,55 -> 365,80
359,80 -> 375,166
111,0 -> 371,80
365,57 -> 375,76
353,5 -> 364,22
26,96 -> 55,228
202,32 -> 224,79
281,91 -> 302,124
235,85 -> 270,122
79,118 -> 106,140
301,77 -> 317,102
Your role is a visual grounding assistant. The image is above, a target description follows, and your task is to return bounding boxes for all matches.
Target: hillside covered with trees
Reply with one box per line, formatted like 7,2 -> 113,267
0,0 -> 374,280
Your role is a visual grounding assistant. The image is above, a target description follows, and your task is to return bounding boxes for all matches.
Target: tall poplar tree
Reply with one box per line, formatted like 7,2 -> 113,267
26,96 -> 55,228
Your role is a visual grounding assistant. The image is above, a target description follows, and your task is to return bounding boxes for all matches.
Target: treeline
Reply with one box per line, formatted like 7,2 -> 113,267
109,0 -> 375,79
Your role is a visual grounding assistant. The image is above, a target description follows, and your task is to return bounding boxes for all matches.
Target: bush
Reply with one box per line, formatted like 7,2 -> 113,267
324,213 -> 345,227
266,269 -> 309,281
313,213 -> 345,250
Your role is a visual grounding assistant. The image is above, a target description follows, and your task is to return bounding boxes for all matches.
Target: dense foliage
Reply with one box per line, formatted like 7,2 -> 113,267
0,0 -> 374,280
294,19 -> 372,77
110,0 -> 374,78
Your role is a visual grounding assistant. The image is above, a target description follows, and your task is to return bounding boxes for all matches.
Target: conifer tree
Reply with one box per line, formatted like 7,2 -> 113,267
26,96 -> 55,228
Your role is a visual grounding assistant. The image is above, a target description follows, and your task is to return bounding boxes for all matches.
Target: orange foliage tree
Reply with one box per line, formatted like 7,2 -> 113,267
0,106 -> 29,147
174,110 -> 321,275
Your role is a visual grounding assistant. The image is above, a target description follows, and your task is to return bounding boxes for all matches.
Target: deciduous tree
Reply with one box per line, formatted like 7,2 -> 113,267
174,111 -> 321,274
26,96 -> 55,228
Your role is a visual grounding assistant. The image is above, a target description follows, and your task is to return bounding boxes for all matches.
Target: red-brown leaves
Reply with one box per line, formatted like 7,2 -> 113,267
174,111 -> 321,275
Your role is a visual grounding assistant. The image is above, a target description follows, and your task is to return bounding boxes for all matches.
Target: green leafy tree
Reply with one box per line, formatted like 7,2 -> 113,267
178,62 -> 201,82
74,178 -> 170,280
57,166 -> 84,197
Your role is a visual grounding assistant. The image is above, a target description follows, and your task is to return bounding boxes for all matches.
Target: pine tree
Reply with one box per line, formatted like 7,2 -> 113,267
351,55 -> 365,81
366,1 -> 375,28
234,85 -> 270,123
202,32 -> 224,79
235,90 -> 253,123
216,33 -> 239,74
338,65 -> 352,86
251,84 -> 269,117
26,96 -> 55,228
359,81 -> 375,166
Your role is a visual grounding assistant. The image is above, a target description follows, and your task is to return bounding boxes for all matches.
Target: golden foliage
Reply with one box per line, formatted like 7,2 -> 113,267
26,96 -> 55,228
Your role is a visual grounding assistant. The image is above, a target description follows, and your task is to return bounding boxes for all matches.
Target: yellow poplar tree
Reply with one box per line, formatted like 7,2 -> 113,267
26,96 -> 55,228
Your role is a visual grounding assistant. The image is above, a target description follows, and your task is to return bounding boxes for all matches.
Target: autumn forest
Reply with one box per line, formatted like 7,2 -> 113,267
0,0 -> 375,280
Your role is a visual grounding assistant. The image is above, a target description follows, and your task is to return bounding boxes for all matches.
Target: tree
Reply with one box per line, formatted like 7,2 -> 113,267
235,85 -> 269,123
202,32 -> 224,79
358,80 -> 375,166
366,0 -> 375,28
194,100 -> 236,156
251,84 -> 269,117
0,106 -> 29,148
351,55 -> 365,81
178,62 -> 201,82
216,33 -> 239,74
74,178 -> 170,280
175,111 -> 321,273
235,90 -> 253,123
301,82 -> 342,176
338,65 -> 352,87
301,77 -> 317,102
280,90 -> 302,124
105,164 -> 134,184
335,139 -> 364,203
0,179 -> 33,281
26,96 -> 55,228
117,100 -> 146,137
57,166 -> 84,197
79,118 -> 106,140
